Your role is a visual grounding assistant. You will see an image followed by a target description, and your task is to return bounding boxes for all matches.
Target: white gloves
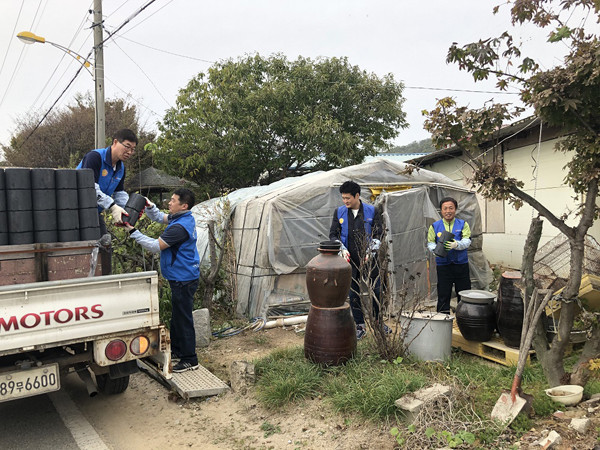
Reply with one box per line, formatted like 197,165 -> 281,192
109,203 -> 128,224
444,239 -> 458,250
144,197 -> 165,223
369,239 -> 381,252
335,240 -> 351,263
341,248 -> 351,263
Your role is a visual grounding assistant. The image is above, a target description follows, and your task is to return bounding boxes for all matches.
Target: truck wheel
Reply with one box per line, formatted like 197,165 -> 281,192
96,374 -> 130,395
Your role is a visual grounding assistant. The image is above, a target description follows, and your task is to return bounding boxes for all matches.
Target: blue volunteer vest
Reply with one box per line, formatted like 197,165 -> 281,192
433,218 -> 469,266
160,211 -> 200,282
337,203 -> 375,248
76,146 -> 125,211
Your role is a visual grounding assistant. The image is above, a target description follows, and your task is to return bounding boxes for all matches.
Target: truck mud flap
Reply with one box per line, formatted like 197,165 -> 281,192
108,360 -> 138,379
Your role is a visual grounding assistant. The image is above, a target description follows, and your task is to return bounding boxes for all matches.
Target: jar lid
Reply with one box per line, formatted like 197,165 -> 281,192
459,289 -> 496,304
318,240 -> 341,251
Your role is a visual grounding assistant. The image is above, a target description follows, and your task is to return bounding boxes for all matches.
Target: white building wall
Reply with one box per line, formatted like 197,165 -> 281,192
485,141 -> 575,267
421,137 -> 600,269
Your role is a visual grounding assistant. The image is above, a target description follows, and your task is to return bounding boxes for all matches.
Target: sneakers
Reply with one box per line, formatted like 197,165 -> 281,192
382,324 -> 392,335
356,324 -> 366,340
173,360 -> 199,373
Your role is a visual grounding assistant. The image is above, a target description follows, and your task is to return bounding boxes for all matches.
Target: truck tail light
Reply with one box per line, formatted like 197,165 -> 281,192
105,340 -> 127,361
130,336 -> 150,356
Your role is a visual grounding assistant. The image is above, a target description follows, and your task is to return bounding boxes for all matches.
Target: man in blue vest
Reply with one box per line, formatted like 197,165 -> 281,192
123,188 -> 201,373
329,181 -> 383,339
427,197 -> 472,313
76,129 -> 138,234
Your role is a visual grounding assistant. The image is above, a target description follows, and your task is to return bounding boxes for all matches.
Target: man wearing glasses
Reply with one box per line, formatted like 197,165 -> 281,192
77,129 -> 138,234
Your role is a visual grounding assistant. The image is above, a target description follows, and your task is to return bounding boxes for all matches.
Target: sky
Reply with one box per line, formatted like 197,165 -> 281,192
0,0 -> 594,152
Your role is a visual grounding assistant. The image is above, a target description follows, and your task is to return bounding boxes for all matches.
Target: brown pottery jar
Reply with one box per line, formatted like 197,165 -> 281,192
304,240 -> 356,365
304,303 -> 357,365
305,240 -> 352,308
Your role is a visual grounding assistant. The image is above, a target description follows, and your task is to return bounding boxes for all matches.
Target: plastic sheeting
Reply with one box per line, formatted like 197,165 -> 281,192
192,159 -> 493,318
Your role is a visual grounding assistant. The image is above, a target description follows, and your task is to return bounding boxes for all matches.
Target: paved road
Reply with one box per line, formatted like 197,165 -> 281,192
0,374 -> 108,450
0,393 -> 79,450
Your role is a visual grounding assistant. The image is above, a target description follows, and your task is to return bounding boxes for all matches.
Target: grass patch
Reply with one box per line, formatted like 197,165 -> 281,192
255,346 -> 324,409
324,353 -> 426,419
252,339 -> 593,447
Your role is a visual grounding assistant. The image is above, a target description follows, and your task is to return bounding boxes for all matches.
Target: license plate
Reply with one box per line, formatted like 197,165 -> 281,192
0,363 -> 60,402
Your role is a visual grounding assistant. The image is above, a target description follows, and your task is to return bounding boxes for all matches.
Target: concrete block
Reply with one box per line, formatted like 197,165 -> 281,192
193,308 -> 211,348
537,430 -> 561,448
394,384 -> 451,422
230,360 -> 255,394
569,417 -> 591,434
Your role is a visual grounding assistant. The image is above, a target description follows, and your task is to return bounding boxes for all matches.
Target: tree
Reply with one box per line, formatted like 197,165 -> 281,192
2,93 -> 155,179
423,0 -> 600,387
156,54 -> 407,197
389,138 -> 435,155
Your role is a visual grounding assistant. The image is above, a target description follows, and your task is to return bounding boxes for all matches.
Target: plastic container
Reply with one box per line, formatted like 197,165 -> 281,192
401,312 -> 454,361
545,385 -> 584,406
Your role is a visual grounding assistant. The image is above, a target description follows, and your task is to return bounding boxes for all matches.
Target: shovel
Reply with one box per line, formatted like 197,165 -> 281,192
491,288 -> 553,425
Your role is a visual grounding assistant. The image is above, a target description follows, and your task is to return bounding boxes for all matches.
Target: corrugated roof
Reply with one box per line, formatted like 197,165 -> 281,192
409,116 -> 540,165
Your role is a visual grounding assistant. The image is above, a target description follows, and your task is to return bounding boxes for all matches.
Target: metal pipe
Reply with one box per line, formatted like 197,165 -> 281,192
76,365 -> 98,397
263,315 -> 308,329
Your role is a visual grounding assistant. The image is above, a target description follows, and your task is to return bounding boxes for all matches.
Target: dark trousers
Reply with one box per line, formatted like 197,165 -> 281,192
436,263 -> 471,313
349,263 -> 381,325
169,279 -> 199,365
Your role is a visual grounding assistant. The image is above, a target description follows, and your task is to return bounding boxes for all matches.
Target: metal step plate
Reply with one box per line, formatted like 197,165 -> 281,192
169,365 -> 229,399
137,359 -> 229,399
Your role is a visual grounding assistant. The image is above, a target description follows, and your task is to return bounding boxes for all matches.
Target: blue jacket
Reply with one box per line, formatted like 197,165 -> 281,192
432,218 -> 469,265
160,211 -> 200,282
337,203 -> 375,249
76,146 -> 125,211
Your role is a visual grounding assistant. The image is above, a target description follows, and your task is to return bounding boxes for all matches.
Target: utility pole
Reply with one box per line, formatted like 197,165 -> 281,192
93,0 -> 105,149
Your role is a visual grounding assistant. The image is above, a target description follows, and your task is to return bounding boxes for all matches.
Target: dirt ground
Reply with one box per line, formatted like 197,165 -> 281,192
70,326 -> 393,450
70,326 -> 599,450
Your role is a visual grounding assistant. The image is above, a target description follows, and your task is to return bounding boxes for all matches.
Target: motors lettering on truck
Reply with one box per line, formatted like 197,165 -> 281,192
0,304 -> 104,332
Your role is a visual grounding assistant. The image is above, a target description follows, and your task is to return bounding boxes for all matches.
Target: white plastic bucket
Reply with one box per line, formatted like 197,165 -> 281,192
401,312 -> 454,361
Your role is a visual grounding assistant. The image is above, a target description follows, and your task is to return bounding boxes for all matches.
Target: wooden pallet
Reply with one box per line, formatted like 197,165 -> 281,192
451,323 -> 534,366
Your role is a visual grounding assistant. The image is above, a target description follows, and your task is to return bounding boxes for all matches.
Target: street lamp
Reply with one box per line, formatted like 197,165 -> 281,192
17,25 -> 105,150
17,31 -> 93,74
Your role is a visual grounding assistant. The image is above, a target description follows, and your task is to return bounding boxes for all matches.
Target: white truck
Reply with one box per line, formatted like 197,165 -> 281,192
0,241 -> 171,403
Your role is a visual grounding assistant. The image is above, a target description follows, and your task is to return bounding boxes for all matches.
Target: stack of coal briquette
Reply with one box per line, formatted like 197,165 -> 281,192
0,168 -> 101,245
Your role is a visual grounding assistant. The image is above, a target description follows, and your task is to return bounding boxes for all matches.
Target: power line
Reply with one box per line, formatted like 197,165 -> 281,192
110,36 -> 172,107
117,35 -> 214,64
0,0 -> 45,110
117,0 -> 174,37
0,45 -> 26,109
28,6 -> 92,114
16,0 -> 162,148
99,0 -> 159,45
404,85 -> 520,95
19,62 -> 89,146
0,1 -> 25,82
104,0 -> 131,20
0,0 -> 25,101
104,74 -> 161,117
